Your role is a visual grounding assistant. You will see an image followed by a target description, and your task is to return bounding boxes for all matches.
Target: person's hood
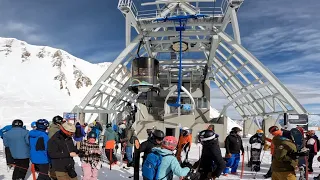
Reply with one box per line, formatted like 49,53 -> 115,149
29,129 -> 47,138
49,123 -> 60,129
152,147 -> 173,156
106,127 -> 114,132
76,124 -> 82,128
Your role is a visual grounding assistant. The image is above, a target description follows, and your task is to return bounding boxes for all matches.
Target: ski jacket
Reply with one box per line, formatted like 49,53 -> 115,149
0,125 -> 12,139
3,127 -> 30,159
48,131 -> 77,172
48,123 -> 60,138
249,134 -> 265,146
199,136 -> 226,178
122,127 -> 135,147
103,127 -> 119,149
225,133 -> 244,154
29,129 -> 50,164
151,147 -> 190,180
78,140 -> 101,168
140,138 -> 159,164
91,127 -> 101,139
73,124 -> 86,142
177,134 -> 192,150
271,136 -> 298,172
306,135 -> 320,154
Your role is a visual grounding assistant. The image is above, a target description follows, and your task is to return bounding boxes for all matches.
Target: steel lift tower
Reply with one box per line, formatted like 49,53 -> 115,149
73,0 -> 307,139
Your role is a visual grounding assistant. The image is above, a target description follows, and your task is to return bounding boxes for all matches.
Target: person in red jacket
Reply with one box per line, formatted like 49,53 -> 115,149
176,127 -> 192,163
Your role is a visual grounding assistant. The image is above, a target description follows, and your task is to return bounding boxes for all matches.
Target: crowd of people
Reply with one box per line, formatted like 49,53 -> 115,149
0,116 -> 319,180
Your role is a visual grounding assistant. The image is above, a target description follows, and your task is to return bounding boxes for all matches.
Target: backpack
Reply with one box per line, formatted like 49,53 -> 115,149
142,151 -> 173,180
74,126 -> 82,138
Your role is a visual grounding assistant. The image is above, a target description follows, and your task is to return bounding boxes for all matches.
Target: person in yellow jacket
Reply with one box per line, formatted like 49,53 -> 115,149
176,127 -> 192,163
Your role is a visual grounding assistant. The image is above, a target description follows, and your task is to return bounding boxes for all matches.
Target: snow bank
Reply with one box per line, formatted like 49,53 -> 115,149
210,107 -> 242,133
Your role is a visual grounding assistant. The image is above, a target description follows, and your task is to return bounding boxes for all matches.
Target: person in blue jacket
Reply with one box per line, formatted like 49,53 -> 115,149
3,119 -> 30,180
29,119 -> 51,180
0,124 -> 15,168
73,122 -> 86,149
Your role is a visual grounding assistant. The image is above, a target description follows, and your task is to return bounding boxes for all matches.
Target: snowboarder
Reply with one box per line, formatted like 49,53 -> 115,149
73,122 -> 86,149
248,129 -> 265,171
140,129 -> 165,165
78,131 -> 102,180
29,119 -> 51,180
48,122 -> 78,180
196,129 -> 226,180
142,136 -> 199,180
103,123 -> 119,165
176,127 -> 192,163
223,127 -> 244,176
306,130 -> 319,173
270,126 -> 308,180
3,119 -> 30,180
48,115 -> 64,138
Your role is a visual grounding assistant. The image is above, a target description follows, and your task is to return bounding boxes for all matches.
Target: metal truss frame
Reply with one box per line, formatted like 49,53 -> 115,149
73,0 -> 307,120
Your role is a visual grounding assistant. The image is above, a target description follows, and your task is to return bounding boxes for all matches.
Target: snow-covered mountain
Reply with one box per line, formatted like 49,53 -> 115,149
0,37 -> 111,125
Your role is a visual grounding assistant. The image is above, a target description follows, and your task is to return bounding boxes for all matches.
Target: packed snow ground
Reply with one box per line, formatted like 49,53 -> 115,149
1,138 -> 319,180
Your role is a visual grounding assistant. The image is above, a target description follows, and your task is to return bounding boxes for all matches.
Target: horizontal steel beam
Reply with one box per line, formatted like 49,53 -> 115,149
139,21 -> 222,29
151,39 -> 211,44
147,30 -> 214,37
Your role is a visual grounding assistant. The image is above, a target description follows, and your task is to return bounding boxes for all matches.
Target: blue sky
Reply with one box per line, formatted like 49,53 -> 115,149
1,0 -> 320,119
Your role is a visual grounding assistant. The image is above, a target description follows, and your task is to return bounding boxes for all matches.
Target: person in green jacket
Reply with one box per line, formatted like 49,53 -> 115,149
121,125 -> 135,167
103,123 -> 119,164
48,115 -> 64,139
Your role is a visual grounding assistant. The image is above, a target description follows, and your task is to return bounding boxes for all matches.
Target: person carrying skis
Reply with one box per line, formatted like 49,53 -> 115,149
48,122 -> 78,180
223,127 -> 244,176
73,122 -> 86,149
306,130 -> 319,173
140,129 -> 165,165
3,119 -> 30,180
78,131 -> 102,180
48,115 -> 64,138
196,130 -> 226,180
142,136 -> 199,180
103,123 -> 119,165
269,126 -> 308,180
248,129 -> 265,170
176,127 -> 192,163
29,119 -> 51,180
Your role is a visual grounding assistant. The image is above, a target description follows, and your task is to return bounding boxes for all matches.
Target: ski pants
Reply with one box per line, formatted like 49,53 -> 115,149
126,146 -> 133,163
105,149 -> 118,163
5,147 -> 15,165
82,163 -> 98,180
12,158 -> 29,180
266,156 -> 274,176
223,153 -> 240,174
308,153 -> 315,172
272,171 -> 296,180
34,164 -> 51,180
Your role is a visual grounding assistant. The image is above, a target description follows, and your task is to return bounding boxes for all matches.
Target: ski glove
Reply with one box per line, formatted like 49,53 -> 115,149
184,170 -> 201,180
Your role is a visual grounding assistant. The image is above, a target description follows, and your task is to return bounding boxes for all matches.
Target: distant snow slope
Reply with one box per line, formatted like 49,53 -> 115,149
210,107 -> 241,132
0,37 -> 111,126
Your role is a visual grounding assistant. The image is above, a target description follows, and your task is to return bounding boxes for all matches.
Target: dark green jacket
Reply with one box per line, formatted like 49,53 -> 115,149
123,127 -> 135,147
48,124 -> 60,138
272,136 -> 298,172
103,127 -> 119,145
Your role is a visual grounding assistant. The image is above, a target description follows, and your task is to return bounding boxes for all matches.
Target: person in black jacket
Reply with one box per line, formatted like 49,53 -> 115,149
140,129 -> 164,165
48,122 -> 78,180
223,127 -> 244,176
248,129 -> 265,169
306,130 -> 319,173
195,129 -> 225,180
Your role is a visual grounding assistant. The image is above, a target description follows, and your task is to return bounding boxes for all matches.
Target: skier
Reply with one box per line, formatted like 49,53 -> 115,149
248,129 -> 265,171
3,119 -> 30,180
196,129 -> 226,180
48,115 -> 64,138
142,136 -> 199,180
270,126 -> 308,180
48,122 -> 78,180
73,122 -> 86,149
140,129 -> 165,165
118,121 -> 128,162
223,127 -> 244,176
306,130 -> 319,173
176,127 -> 192,163
29,119 -> 51,180
78,131 -> 102,180
31,121 -> 37,130
103,123 -> 119,165
121,123 -> 136,167
0,124 -> 15,168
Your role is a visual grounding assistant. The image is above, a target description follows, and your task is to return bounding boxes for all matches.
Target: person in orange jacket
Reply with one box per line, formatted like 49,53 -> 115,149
176,127 -> 192,163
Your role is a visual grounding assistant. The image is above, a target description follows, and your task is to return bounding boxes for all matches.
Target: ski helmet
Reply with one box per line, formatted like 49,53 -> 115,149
268,126 -> 279,133
12,119 -> 23,127
181,127 -> 191,136
87,131 -> 97,139
162,136 -> 178,151
231,127 -> 242,132
256,129 -> 264,134
198,130 -> 218,143
106,123 -> 112,128
31,121 -> 37,128
36,119 -> 49,130
52,115 -> 63,125
152,130 -> 165,140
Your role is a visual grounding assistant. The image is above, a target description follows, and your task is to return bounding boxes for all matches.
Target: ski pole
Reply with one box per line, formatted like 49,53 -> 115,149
240,153 -> 245,179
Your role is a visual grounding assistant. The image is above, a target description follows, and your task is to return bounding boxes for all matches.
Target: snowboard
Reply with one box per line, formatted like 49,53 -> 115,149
181,142 -> 190,164
290,127 -> 308,180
